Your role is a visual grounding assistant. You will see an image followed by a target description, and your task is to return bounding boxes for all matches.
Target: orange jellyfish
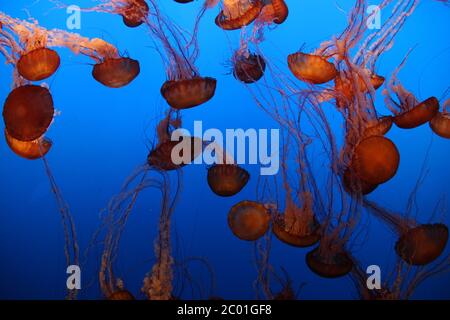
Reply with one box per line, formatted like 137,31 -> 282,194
365,200 -> 448,266
17,47 -> 60,81
53,0 -> 149,28
258,0 -> 289,25
3,85 -> 54,141
350,136 -> 400,186
430,99 -> 450,139
287,52 -> 337,85
384,55 -> 439,129
207,164 -> 250,196
232,50 -> 266,84
92,57 -> 140,88
147,111 -> 202,171
4,129 -> 52,160
306,232 -> 354,278
215,0 -> 264,30
228,200 -> 271,241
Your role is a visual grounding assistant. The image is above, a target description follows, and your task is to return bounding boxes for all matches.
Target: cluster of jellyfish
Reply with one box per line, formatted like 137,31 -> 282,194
1,0 -> 450,300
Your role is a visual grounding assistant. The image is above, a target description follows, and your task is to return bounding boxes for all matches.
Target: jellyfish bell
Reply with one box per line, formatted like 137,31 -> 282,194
160,77 -> 217,110
121,0 -> 149,28
215,0 -> 264,30
305,246 -> 354,278
393,97 -> 439,129
107,290 -> 135,300
228,200 -> 270,241
17,47 -> 60,81
207,164 -> 250,197
272,194 -> 321,248
430,110 -> 450,139
92,57 -> 140,88
287,52 -> 337,85
362,116 -> 393,139
351,136 -> 400,185
147,137 -> 202,171
232,52 -> 266,84
259,0 -> 289,25
395,223 -> 448,266
3,85 -> 54,142
5,130 -> 52,160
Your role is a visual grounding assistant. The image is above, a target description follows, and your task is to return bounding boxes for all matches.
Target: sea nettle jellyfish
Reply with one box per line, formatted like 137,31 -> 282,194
0,12 -> 139,88
430,98 -> 450,139
4,129 -> 52,160
216,0 -> 264,30
147,111 -> 202,171
258,0 -> 289,25
228,201 -> 271,241
207,164 -> 250,196
53,0 -> 149,28
287,52 -> 337,85
232,50 -> 266,84
384,54 -> 439,129
364,200 -> 448,266
142,0 -> 217,109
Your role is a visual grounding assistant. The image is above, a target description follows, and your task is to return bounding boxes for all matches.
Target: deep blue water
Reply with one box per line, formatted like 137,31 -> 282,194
0,0 -> 449,300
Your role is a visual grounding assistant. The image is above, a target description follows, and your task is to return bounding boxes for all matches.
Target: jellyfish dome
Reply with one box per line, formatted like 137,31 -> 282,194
92,57 -> 140,88
121,0 -> 149,28
215,0 -> 264,30
351,136 -> 400,185
207,164 -> 250,197
259,0 -> 289,25
228,201 -> 270,241
3,85 -> 54,141
393,97 -> 439,129
305,246 -> 354,278
5,130 -> 52,160
233,52 -> 266,84
395,223 -> 448,266
17,47 -> 60,81
161,77 -> 217,110
287,52 -> 337,85
430,111 -> 450,139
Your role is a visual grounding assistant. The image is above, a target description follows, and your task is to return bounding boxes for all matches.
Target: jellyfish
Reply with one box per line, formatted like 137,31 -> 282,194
258,0 -> 289,25
384,53 -> 439,129
2,84 -> 54,141
287,52 -> 337,85
4,129 -> 52,160
207,164 -> 250,196
228,201 -> 271,241
364,200 -> 448,266
147,111 -> 203,171
17,47 -> 60,81
0,12 -> 139,88
430,98 -> 450,139
215,0 -> 264,30
52,0 -> 149,28
232,50 -> 266,84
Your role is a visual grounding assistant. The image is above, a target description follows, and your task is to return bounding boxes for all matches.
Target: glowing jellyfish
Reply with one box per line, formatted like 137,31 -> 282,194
17,47 -> 60,81
207,164 -> 250,196
258,0 -> 289,25
215,0 -> 264,30
228,201 -> 270,241
384,56 -> 439,129
3,85 -> 54,141
287,52 -> 337,85
92,57 -> 140,88
272,190 -> 320,248
232,51 -> 266,83
147,112 -> 202,171
365,200 -> 449,266
430,99 -> 450,139
350,136 -> 400,185
4,129 -> 52,160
